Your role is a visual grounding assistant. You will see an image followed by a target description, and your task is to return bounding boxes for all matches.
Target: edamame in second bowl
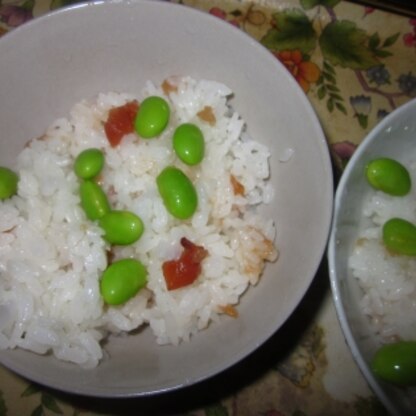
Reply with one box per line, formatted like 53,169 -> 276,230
328,98 -> 416,416
0,0 -> 333,397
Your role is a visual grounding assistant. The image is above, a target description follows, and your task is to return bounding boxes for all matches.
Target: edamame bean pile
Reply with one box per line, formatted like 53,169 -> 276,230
0,77 -> 277,367
349,156 -> 416,387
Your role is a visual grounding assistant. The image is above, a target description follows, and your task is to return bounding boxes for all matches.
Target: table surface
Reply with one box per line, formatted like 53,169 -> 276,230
1,0 -> 416,415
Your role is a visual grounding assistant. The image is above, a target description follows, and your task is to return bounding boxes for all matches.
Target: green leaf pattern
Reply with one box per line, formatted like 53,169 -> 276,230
205,403 -> 229,416
320,21 -> 380,69
41,393 -> 63,414
0,391 -> 7,416
261,9 -> 317,54
31,404 -> 44,416
300,0 -> 341,9
21,384 -> 41,397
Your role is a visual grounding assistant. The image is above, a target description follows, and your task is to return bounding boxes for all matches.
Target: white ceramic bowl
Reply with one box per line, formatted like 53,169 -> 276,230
0,0 -> 333,397
328,98 -> 416,416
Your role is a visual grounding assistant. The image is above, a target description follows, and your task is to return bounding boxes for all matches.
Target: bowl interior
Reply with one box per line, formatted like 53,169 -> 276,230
0,0 -> 333,396
329,98 -> 416,415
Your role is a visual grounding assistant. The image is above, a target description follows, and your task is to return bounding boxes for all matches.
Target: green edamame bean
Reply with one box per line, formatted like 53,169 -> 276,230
100,258 -> 148,305
79,180 -> 110,220
156,166 -> 197,219
0,166 -> 18,200
371,341 -> 416,386
74,148 -> 104,179
134,96 -> 170,138
366,158 -> 411,196
99,210 -> 144,245
173,123 -> 205,165
382,218 -> 416,256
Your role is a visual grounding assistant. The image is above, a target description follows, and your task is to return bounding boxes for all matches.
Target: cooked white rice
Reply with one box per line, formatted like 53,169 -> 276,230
349,158 -> 416,343
0,77 -> 277,367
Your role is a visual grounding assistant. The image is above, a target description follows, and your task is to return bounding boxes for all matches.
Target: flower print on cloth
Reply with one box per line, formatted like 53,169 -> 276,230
261,7 -> 320,93
350,95 -> 371,128
274,50 -> 320,93
403,18 -> 416,47
208,4 -> 267,29
0,0 -> 33,28
331,141 -> 357,168
397,72 -> 416,97
366,65 -> 391,86
259,1 -> 404,120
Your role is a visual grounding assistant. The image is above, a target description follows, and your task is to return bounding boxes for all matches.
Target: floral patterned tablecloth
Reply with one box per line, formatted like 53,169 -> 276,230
1,0 -> 416,415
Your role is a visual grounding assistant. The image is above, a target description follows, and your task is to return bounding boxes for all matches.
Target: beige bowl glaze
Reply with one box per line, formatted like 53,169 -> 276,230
0,0 -> 333,397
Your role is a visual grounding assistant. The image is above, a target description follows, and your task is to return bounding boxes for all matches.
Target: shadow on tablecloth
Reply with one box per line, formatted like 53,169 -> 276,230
44,258 -> 332,416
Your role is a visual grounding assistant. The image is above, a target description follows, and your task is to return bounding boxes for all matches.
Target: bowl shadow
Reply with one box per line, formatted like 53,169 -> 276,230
40,260 -> 331,415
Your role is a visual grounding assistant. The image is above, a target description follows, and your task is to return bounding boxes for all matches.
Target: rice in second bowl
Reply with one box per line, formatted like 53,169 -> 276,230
349,157 -> 416,343
0,76 -> 278,368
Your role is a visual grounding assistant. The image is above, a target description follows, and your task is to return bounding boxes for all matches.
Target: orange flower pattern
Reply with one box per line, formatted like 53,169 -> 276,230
275,50 -> 320,93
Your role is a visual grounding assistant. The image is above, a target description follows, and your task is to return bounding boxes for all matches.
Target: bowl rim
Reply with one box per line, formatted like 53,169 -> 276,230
328,97 -> 416,416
